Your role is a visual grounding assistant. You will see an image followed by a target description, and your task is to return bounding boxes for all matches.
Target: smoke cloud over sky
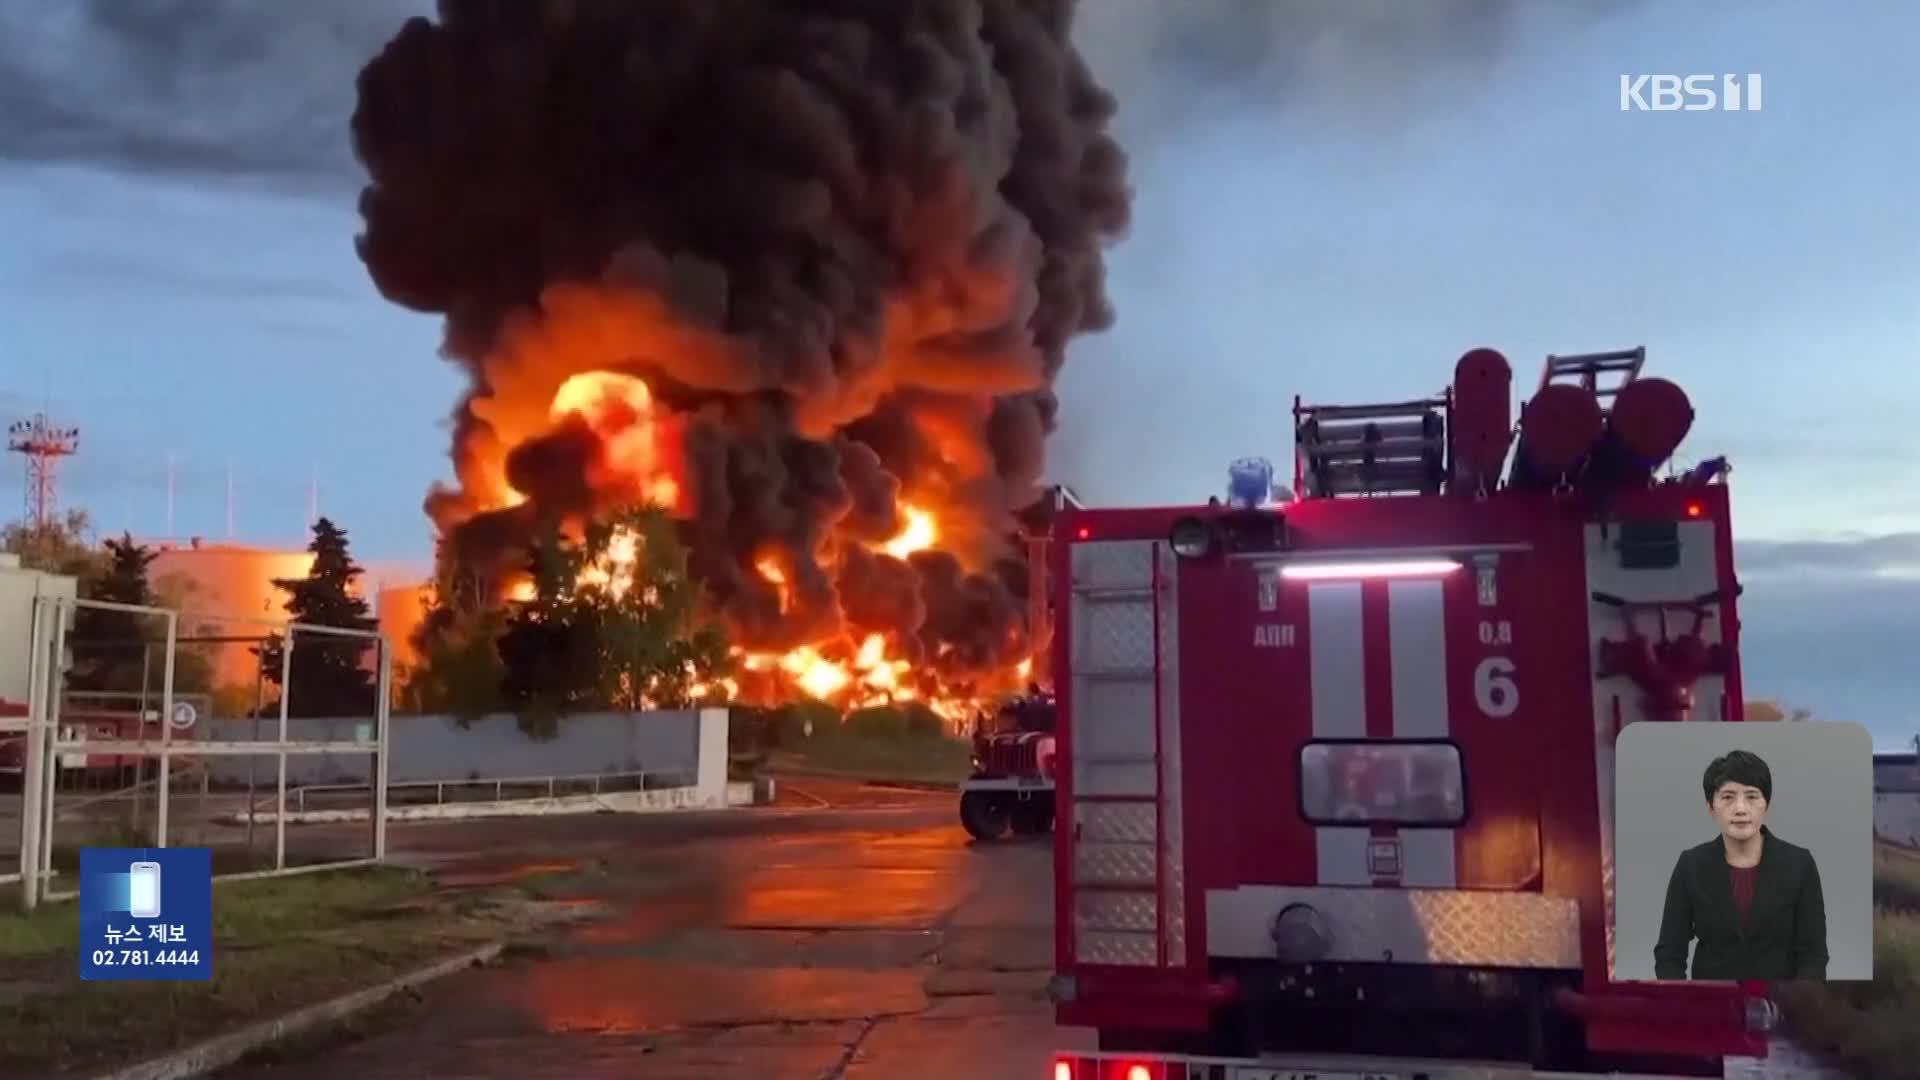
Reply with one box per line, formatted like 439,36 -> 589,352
1,0 -> 1915,741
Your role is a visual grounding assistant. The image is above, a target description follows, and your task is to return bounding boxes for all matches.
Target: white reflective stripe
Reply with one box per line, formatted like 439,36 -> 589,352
1387,580 -> 1448,739
1308,583 -> 1369,885
1307,583 -> 1366,738
1388,579 -> 1456,888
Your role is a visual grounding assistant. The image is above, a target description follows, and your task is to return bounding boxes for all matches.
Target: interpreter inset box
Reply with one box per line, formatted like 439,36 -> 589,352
1613,720 -> 1874,982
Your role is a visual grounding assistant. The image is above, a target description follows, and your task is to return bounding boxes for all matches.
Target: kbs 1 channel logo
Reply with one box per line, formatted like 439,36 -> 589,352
79,848 -> 213,981
1620,73 -> 1764,112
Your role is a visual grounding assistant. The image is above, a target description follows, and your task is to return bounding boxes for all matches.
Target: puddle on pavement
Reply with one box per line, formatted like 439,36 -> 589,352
500,957 -> 927,1034
434,859 -> 582,888
729,865 -> 956,929
592,927 -> 941,969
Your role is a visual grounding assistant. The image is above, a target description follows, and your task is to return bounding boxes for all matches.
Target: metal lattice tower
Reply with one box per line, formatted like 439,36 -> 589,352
6,413 -> 80,527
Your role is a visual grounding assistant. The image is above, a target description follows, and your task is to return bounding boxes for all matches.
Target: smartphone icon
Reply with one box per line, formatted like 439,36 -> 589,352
128,862 -> 162,919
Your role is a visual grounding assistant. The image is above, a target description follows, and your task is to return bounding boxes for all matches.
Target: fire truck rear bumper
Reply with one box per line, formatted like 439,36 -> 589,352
1554,986 -> 1777,1058
1053,971 -> 1242,1031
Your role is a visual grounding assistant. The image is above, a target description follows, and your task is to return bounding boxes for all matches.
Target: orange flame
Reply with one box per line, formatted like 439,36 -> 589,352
483,373 -> 1028,729
549,372 -> 682,512
883,506 -> 936,559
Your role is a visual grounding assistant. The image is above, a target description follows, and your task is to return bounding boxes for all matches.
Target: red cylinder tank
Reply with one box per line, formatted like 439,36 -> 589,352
1449,348 -> 1513,492
1606,377 -> 1694,470
1516,383 -> 1605,479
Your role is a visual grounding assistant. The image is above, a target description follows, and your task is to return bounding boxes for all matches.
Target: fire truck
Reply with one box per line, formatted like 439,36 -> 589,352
1047,348 -> 1775,1078
960,690 -> 1059,840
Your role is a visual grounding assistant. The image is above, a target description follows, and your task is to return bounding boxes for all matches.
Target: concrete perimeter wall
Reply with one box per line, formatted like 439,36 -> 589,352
1877,792 -> 1920,849
199,709 -> 705,788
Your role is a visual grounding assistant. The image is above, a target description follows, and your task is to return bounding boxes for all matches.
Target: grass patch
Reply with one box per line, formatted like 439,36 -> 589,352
1774,843 -> 1920,1080
0,866 -> 510,1078
769,731 -> 973,786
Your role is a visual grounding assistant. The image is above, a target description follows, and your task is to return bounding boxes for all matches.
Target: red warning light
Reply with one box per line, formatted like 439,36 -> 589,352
1052,1061 -> 1073,1080
1685,502 -> 1704,518
1075,526 -> 1091,540
1124,1066 -> 1152,1080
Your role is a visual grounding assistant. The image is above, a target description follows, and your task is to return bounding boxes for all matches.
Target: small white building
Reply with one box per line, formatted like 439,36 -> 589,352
0,553 -> 79,707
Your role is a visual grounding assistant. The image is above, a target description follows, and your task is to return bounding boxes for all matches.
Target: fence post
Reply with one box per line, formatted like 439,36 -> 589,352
157,610 -> 178,849
275,630 -> 293,872
372,638 -> 391,861
40,605 -> 68,889
18,598 -> 48,912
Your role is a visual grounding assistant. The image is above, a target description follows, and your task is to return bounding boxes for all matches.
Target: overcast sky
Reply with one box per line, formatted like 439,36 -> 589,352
0,1 -> 1914,746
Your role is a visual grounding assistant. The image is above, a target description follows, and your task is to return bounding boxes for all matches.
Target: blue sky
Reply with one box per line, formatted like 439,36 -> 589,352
0,2 -> 1914,745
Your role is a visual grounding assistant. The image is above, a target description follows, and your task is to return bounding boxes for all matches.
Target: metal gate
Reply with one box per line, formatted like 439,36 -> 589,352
12,596 -> 394,911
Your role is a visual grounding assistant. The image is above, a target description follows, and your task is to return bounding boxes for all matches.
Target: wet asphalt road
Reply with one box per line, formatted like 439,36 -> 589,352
205,779 -> 1854,1080
218,778 -> 1093,1080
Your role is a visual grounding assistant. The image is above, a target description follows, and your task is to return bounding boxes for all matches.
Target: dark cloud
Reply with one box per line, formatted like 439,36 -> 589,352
1074,0 -> 1639,133
37,249 -> 372,307
1736,533 -> 1920,579
0,1 -> 424,185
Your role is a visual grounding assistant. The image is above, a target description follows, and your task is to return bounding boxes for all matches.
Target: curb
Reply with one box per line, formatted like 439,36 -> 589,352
768,766 -> 962,791
82,942 -> 505,1080
861,779 -> 959,793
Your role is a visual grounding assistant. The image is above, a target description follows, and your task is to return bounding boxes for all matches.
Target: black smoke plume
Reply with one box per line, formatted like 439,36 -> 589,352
351,0 -> 1130,687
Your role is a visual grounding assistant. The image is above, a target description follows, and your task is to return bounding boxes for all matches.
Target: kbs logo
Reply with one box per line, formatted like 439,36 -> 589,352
1619,74 -> 1763,112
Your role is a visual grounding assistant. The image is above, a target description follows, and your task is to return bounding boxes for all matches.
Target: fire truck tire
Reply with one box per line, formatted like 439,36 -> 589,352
959,790 -> 1011,841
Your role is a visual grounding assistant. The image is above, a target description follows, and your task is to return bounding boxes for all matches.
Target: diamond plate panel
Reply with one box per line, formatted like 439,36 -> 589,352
1075,841 -> 1157,886
1072,540 -> 1155,590
1076,929 -> 1158,966
1073,677 -> 1155,757
1074,598 -> 1156,673
1075,889 -> 1158,933
1207,886 -> 1582,968
1074,761 -> 1157,797
1077,800 -> 1155,844
1156,543 -> 1186,965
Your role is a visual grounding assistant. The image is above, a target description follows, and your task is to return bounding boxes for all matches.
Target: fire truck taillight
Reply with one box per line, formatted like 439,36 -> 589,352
1279,557 -> 1461,580
1052,1060 -> 1073,1080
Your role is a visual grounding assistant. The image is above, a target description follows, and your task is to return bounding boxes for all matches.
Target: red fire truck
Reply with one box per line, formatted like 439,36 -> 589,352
960,691 -> 1059,840
1047,348 -> 1775,1077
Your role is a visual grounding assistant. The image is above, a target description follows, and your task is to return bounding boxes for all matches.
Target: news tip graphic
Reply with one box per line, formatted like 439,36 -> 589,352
1612,720 -> 1875,982
79,848 -> 213,981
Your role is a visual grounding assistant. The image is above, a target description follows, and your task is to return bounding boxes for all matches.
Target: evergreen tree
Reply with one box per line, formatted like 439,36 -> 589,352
67,533 -> 156,692
62,533 -> 216,695
260,517 -> 378,717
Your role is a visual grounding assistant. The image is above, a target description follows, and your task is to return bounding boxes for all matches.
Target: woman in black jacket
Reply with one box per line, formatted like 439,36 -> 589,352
1653,749 -> 1828,981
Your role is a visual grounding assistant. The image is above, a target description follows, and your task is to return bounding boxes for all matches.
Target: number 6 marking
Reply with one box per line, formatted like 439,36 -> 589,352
1474,656 -> 1518,718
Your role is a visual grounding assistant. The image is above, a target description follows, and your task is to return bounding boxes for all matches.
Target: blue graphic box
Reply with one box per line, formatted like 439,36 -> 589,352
79,848 -> 213,981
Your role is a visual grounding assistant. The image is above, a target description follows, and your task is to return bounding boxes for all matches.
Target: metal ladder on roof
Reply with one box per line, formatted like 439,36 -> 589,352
1292,393 -> 1450,499
1537,347 -> 1646,402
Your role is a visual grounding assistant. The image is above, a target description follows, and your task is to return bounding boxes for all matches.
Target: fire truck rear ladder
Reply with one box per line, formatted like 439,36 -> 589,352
1068,540 -> 1184,969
